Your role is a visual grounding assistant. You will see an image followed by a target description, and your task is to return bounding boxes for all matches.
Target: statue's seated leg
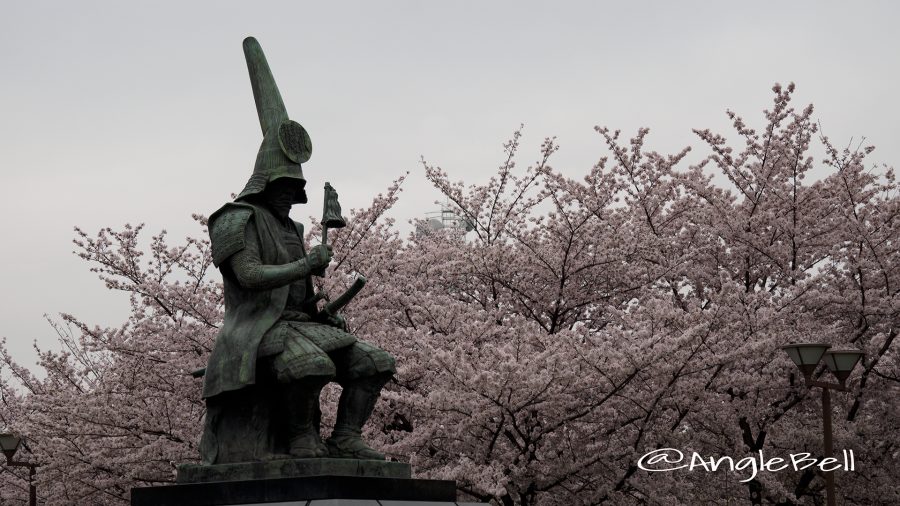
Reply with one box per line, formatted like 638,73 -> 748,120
269,332 -> 336,458
326,340 -> 396,460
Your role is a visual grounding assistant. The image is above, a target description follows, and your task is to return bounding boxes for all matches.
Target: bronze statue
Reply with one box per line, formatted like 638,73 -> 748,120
198,37 -> 395,464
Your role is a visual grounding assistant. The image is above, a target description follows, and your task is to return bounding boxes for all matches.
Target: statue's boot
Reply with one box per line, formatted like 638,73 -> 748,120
327,376 -> 390,460
284,381 -> 328,458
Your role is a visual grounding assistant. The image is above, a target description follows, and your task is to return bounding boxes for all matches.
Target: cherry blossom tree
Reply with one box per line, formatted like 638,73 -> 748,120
1,84 -> 897,505
0,219 -> 217,504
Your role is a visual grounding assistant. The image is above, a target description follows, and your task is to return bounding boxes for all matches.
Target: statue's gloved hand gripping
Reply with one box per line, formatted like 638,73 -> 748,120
228,218 -> 332,290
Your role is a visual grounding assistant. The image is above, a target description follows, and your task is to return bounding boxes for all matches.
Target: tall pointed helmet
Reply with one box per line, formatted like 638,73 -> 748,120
236,37 -> 312,203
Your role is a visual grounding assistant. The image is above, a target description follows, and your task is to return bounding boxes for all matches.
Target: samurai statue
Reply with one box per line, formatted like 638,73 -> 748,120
199,37 -> 395,464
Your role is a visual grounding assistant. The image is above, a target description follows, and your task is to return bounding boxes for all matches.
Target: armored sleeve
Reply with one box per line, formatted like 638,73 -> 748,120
228,218 -> 312,290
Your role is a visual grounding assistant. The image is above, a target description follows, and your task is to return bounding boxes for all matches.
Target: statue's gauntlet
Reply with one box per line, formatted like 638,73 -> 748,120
224,217 -> 332,290
230,249 -> 314,290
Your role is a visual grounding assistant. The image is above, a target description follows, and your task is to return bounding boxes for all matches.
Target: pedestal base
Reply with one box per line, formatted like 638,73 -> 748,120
177,458 -> 412,483
131,475 -> 484,506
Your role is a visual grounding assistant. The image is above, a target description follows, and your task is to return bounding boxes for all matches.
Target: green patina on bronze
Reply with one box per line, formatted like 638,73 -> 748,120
193,37 -> 396,470
237,37 -> 311,203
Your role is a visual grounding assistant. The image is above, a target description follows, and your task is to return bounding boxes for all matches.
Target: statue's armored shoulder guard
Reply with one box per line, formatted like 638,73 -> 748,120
209,202 -> 257,267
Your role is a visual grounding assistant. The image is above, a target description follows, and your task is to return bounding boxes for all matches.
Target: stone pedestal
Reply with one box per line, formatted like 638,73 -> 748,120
176,458 -> 412,483
130,459 -> 487,506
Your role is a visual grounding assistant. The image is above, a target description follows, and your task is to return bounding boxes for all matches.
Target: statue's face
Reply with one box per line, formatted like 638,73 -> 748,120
263,178 -> 305,213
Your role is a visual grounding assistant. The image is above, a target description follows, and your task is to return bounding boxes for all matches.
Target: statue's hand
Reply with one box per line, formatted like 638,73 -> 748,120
323,312 -> 347,332
307,244 -> 333,271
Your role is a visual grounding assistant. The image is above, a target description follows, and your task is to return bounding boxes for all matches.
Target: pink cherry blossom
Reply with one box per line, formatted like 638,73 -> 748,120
1,84 -> 897,505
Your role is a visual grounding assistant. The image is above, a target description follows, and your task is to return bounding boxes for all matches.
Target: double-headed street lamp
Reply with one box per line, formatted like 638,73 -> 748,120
781,343 -> 864,506
0,433 -> 37,506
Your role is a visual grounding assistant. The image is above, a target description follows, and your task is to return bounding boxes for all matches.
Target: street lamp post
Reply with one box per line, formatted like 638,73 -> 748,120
0,433 -> 37,506
781,344 -> 864,506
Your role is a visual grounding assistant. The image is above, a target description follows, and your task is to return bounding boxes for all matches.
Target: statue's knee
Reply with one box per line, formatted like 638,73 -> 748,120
272,349 -> 336,383
337,342 -> 396,383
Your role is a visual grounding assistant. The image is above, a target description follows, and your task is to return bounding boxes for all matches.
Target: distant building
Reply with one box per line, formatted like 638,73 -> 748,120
415,201 -> 474,236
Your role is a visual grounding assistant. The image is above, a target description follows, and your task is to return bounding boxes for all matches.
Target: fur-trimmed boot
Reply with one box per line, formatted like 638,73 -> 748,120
326,376 -> 389,460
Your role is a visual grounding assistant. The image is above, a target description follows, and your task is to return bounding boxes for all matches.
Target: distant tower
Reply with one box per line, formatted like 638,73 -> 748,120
416,200 -> 474,236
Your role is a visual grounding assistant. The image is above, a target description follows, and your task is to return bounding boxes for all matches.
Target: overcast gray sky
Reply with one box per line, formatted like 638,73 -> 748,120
2,1 -> 898,369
